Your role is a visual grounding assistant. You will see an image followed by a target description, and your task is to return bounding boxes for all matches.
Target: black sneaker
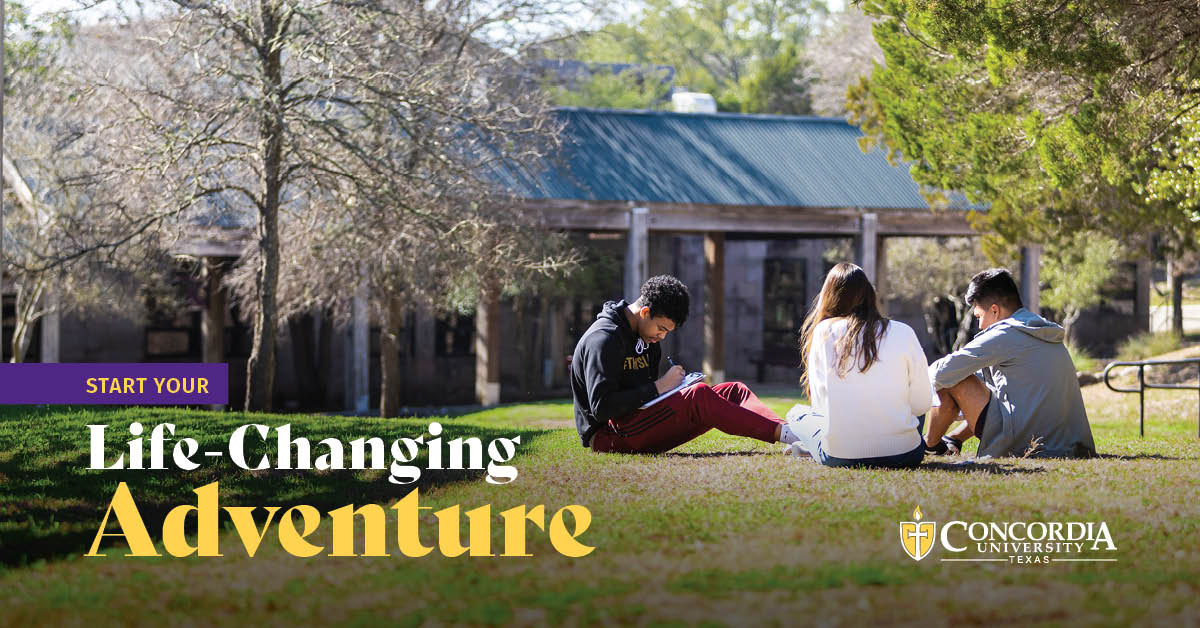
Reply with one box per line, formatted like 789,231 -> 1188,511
925,436 -> 963,456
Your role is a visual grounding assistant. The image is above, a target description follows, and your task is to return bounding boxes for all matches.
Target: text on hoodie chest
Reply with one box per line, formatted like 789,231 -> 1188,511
623,354 -> 651,371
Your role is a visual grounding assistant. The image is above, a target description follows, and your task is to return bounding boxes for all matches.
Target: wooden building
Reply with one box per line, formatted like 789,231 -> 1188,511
23,108 -> 1152,410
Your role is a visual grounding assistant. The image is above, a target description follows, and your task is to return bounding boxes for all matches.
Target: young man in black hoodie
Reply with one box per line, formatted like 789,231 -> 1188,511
571,275 -> 796,453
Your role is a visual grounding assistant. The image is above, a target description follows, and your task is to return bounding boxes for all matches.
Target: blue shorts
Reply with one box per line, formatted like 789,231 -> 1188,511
788,405 -> 925,469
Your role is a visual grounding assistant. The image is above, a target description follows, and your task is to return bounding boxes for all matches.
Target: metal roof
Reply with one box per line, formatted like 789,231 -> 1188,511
510,107 -> 966,210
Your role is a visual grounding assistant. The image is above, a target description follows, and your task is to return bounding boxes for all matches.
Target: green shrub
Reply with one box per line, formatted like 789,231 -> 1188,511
1067,344 -> 1100,372
1116,331 -> 1184,361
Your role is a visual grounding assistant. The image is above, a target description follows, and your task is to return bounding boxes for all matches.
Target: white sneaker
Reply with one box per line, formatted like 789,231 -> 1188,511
778,420 -> 805,445
782,442 -> 811,458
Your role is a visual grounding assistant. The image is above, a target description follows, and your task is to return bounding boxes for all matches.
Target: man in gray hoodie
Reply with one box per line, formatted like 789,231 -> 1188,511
925,269 -> 1097,458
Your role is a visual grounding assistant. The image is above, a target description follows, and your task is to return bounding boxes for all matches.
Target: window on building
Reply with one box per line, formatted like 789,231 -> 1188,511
145,311 -> 201,359
763,258 -> 807,356
142,265 -> 203,360
435,312 -> 474,357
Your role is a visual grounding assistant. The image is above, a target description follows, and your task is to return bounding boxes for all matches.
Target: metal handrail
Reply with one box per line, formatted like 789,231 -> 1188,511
1102,357 -> 1200,438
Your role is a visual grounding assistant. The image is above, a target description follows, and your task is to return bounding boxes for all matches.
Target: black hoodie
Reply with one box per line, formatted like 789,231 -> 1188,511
570,300 -> 661,446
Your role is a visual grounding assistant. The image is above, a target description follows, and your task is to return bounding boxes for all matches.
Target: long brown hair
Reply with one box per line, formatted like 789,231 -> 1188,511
798,262 -> 889,397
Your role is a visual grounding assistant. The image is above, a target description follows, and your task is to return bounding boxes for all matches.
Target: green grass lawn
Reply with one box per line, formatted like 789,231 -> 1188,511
1,381 -> 1198,626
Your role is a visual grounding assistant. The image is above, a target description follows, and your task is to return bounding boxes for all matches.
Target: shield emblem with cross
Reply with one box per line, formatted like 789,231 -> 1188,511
901,506 -> 936,561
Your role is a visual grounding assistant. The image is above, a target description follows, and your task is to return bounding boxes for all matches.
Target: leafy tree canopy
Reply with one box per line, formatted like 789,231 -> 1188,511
848,0 -> 1200,257
548,0 -> 826,114
3,0 -> 74,97
547,64 -> 673,110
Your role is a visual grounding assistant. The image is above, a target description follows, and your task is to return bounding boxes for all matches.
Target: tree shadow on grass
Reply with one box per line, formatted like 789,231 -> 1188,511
915,460 -> 1047,475
0,405 -> 550,566
661,450 -> 773,459
1092,453 -> 1187,461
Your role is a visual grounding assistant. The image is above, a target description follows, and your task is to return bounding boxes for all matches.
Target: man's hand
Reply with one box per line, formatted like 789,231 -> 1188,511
655,365 -> 685,394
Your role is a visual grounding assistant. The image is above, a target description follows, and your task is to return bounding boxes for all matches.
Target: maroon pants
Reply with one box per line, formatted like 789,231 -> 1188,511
592,381 -> 784,453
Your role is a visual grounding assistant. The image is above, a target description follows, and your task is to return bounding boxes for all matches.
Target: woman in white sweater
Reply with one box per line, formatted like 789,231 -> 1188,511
780,262 -> 933,468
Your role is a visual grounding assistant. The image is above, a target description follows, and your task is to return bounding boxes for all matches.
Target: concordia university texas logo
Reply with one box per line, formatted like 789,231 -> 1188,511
900,506 -> 936,561
898,506 -> 1118,564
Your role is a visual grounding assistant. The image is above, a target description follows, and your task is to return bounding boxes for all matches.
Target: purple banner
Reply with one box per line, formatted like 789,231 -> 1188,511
0,363 -> 228,405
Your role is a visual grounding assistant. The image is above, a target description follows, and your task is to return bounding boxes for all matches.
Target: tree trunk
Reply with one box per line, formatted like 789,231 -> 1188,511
380,295 -> 403,418
951,296 -> 974,351
245,211 -> 280,411
923,295 -> 958,356
1169,258 -> 1184,336
10,277 -> 45,363
1063,308 -> 1081,345
244,0 -> 285,411
923,304 -> 945,355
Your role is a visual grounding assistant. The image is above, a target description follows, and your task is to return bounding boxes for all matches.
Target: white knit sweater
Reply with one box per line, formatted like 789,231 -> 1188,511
807,318 -> 932,459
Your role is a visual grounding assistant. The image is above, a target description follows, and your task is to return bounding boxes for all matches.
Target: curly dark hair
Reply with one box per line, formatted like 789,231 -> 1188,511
638,275 -> 690,327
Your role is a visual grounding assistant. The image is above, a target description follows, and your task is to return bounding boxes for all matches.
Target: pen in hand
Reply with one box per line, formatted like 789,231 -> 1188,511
667,356 -> 686,375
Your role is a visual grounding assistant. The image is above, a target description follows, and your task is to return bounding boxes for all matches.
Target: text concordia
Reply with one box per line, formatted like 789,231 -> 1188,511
941,520 -> 1117,554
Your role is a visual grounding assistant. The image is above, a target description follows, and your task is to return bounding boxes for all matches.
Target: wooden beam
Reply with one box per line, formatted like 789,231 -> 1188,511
876,236 -> 889,315
876,211 -> 976,237
651,212 -> 860,234
526,198 -> 978,237
703,232 -> 725,384
858,213 -> 879,284
174,228 -> 253,258
625,207 -> 649,300
173,239 -> 250,258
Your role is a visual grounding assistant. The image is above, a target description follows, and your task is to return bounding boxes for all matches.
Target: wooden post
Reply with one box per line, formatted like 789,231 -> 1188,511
857,213 -> 879,285
344,273 -> 369,414
1020,245 -> 1042,315
37,286 -> 59,360
551,300 -> 569,388
542,299 -> 558,390
413,305 -> 436,398
343,322 -> 352,411
380,295 -> 403,417
1135,258 -> 1152,332
875,235 -> 888,315
40,286 -> 60,363
704,232 -> 725,384
475,276 -> 501,405
202,259 -> 225,364
625,206 -> 649,300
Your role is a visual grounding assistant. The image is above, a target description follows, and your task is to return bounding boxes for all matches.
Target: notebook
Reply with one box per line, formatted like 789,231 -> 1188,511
639,371 -> 706,409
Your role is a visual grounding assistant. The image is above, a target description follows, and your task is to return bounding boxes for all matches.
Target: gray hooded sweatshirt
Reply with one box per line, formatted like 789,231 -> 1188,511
930,308 -> 1097,458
